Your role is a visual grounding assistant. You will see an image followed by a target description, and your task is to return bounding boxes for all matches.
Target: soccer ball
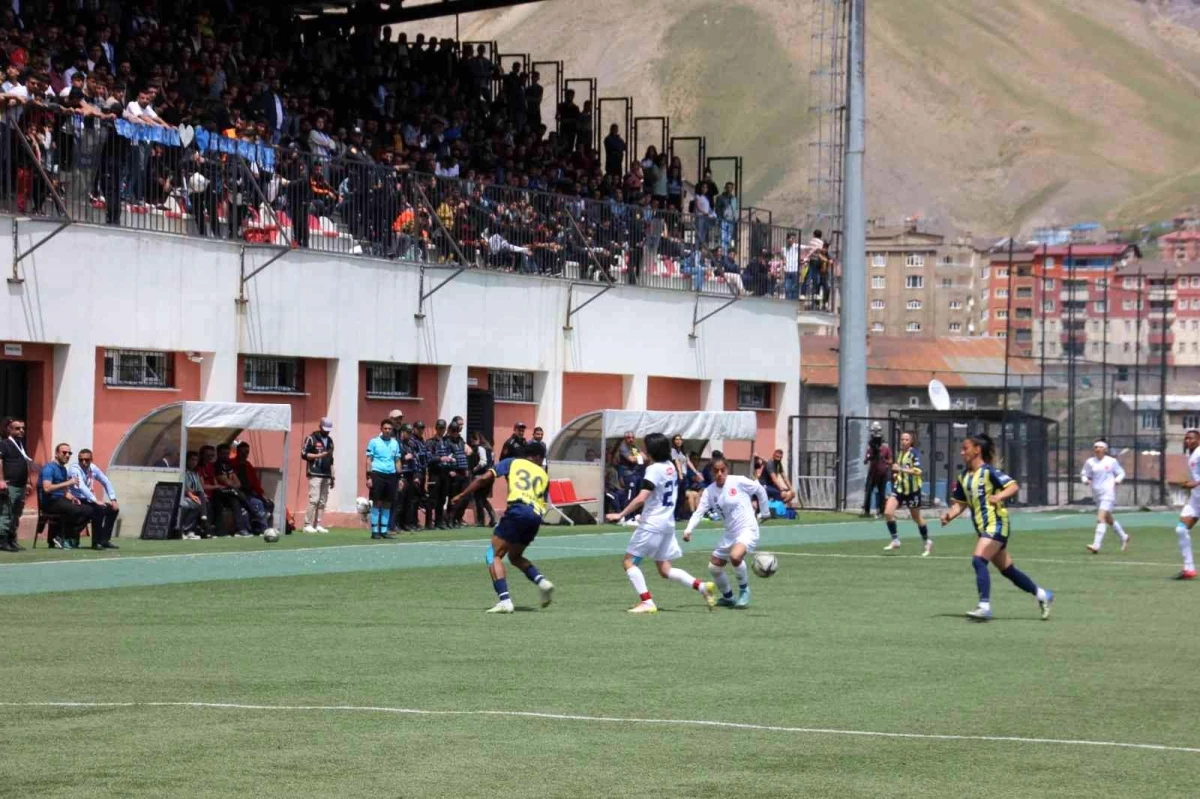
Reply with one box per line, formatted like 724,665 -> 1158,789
263,528 -> 280,543
751,551 -> 779,579
356,496 -> 371,521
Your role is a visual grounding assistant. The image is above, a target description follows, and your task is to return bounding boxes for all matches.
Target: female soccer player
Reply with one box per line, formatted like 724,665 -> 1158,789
451,441 -> 554,614
940,433 -> 1054,621
606,432 -> 715,614
682,455 -> 770,608
1174,428 -> 1200,580
1080,440 -> 1129,554
882,431 -> 932,556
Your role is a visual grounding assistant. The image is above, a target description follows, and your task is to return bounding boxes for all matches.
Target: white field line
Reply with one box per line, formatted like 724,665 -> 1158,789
1,701 -> 1197,755
0,523 -> 870,569
769,551 -> 1179,568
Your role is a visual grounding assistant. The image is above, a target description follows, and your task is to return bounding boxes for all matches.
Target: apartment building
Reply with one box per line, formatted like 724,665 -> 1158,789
865,222 -> 982,338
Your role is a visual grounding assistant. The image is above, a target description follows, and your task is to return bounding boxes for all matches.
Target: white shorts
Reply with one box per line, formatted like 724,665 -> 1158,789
1183,498 -> 1200,520
1094,494 -> 1115,513
712,526 -> 760,562
626,520 -> 683,563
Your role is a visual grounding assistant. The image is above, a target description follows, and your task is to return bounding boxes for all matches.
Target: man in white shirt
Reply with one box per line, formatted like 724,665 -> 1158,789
783,232 -> 801,300
67,448 -> 120,549
124,88 -> 167,126
1080,441 -> 1129,553
683,454 -> 770,608
2,64 -> 29,126
607,433 -> 715,613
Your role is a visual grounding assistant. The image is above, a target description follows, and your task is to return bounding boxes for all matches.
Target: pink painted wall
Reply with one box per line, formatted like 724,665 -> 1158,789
647,377 -> 701,411
92,349 -> 202,469
562,372 -> 623,424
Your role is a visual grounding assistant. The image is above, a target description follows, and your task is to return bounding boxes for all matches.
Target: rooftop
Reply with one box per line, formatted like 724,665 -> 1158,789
802,335 -> 1040,389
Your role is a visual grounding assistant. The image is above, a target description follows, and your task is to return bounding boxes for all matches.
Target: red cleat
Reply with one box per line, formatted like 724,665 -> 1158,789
1175,569 -> 1197,581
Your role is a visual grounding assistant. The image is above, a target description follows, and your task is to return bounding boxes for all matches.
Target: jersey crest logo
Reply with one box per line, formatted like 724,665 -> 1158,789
730,488 -> 737,496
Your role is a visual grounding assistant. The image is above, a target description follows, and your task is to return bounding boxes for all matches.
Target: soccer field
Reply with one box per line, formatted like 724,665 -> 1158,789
1,511 -> 1196,797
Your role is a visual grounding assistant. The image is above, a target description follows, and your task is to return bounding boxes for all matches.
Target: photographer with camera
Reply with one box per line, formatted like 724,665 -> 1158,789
862,422 -> 892,518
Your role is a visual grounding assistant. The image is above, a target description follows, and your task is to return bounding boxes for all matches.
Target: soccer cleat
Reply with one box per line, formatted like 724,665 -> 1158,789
922,540 -> 933,557
716,596 -> 737,608
1086,544 -> 1099,554
734,588 -> 751,608
1120,535 -> 1131,552
1175,569 -> 1198,581
538,579 -> 555,608
302,525 -> 317,534
700,581 -> 716,611
316,525 -> 330,534
1039,590 -> 1054,620
884,539 -> 901,551
627,601 -> 658,614
965,606 -> 993,621
486,599 -> 515,614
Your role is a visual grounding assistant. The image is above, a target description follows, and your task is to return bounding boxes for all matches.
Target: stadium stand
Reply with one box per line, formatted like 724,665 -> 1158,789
0,1 -> 829,303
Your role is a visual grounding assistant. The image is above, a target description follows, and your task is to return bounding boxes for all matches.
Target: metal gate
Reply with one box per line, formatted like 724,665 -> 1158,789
787,414 -> 840,510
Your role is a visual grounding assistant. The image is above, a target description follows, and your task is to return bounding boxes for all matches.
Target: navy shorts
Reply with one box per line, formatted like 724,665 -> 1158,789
764,484 -> 783,502
977,529 -> 1009,549
494,503 -> 542,546
891,491 -> 921,509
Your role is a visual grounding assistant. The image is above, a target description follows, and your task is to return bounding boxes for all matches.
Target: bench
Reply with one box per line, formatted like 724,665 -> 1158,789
547,479 -> 600,526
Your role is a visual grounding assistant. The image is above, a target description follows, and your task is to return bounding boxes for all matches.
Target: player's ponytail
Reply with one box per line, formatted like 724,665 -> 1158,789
969,432 -> 1000,467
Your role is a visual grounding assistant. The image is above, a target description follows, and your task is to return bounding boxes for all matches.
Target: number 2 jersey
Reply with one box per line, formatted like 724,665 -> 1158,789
639,461 -> 679,530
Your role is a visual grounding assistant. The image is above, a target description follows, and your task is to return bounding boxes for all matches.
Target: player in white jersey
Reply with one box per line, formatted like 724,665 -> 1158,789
1174,428 -> 1200,580
682,454 -> 770,608
1080,441 -> 1129,554
607,433 -> 715,613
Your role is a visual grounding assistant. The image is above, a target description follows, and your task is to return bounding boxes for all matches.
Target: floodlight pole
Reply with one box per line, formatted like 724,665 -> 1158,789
838,0 -> 868,510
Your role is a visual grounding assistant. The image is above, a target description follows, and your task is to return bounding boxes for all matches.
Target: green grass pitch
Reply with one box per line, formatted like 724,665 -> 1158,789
1,510 -> 1197,797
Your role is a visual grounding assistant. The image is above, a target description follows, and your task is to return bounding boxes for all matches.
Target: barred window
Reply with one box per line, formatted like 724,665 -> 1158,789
365,363 -> 417,398
104,349 -> 173,388
737,381 -> 772,410
243,357 -> 305,393
490,370 -> 535,403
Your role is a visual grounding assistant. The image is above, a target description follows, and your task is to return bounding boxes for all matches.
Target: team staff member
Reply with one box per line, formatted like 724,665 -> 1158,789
67,448 -> 120,550
0,417 -> 33,552
940,433 -> 1054,621
451,441 -> 554,614
39,443 -> 92,549
392,424 -> 419,533
301,417 -> 335,534
364,418 -> 402,539
882,431 -> 932,556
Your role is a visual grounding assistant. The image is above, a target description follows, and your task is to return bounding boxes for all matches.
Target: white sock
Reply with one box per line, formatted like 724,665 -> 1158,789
733,561 -> 750,589
1036,587 -> 1048,602
708,563 -> 732,597
626,565 -> 651,598
979,601 -> 991,611
1177,524 -> 1195,571
1113,520 -> 1128,542
667,567 -> 698,590
1092,523 -> 1106,549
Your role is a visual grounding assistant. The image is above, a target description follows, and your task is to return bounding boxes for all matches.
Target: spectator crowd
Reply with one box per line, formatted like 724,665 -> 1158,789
0,1 -> 833,308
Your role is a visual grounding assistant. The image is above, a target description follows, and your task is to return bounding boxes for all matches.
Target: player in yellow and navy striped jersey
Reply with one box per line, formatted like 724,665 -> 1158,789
882,431 -> 932,556
940,433 -> 1054,622
451,441 -> 554,614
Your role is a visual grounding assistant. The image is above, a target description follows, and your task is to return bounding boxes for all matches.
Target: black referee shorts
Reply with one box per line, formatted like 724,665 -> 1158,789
369,471 -> 399,505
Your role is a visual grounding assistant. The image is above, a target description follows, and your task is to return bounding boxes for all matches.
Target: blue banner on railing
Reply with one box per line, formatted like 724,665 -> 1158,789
113,120 -> 275,172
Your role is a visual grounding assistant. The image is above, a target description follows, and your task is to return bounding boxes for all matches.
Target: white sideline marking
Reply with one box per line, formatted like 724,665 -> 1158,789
2,701 -> 1197,755
769,551 -> 1178,568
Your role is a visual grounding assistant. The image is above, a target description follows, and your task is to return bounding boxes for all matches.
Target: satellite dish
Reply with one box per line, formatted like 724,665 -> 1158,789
928,379 -> 951,411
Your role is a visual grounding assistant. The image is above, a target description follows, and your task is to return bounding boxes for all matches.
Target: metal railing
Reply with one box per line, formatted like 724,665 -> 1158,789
3,107 -> 831,306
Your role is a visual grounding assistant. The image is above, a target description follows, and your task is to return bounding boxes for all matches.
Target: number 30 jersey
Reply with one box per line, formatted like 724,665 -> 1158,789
639,462 -> 679,529
492,458 -> 549,515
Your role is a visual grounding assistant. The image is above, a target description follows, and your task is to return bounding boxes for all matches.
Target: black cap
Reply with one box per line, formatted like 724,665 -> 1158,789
515,421 -> 527,429
522,441 -> 546,458
435,418 -> 447,429
413,421 -> 426,429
